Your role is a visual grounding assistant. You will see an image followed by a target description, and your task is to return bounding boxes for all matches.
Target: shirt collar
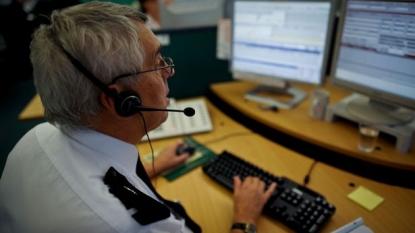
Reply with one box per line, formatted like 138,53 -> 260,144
65,128 -> 139,174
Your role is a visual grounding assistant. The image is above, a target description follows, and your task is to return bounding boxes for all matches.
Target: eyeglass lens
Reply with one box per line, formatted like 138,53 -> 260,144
162,57 -> 174,74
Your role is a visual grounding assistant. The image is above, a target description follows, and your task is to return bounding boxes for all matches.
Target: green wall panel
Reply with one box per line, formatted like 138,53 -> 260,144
156,27 -> 233,99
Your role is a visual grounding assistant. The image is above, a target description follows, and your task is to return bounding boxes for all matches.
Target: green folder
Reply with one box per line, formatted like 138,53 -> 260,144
162,136 -> 216,181
141,137 -> 216,181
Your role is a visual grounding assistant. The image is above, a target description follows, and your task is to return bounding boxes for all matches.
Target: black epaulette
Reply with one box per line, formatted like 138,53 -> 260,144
103,167 -> 170,225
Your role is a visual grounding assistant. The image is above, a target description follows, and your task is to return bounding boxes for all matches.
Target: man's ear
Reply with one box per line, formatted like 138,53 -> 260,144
99,84 -> 122,116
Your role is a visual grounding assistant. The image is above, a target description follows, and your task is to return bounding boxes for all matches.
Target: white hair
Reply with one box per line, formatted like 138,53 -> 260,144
30,1 -> 148,132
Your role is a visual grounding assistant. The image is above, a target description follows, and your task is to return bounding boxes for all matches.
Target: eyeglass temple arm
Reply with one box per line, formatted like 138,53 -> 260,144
110,63 -> 174,84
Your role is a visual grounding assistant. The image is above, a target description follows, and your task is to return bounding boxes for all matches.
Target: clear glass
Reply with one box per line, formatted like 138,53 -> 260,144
358,124 -> 379,153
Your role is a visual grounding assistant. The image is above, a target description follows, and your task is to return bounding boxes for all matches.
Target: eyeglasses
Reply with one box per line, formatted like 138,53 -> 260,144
110,57 -> 175,84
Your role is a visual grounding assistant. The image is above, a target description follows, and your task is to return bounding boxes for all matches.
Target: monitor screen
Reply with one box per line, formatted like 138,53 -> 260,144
330,0 -> 415,124
231,0 -> 335,109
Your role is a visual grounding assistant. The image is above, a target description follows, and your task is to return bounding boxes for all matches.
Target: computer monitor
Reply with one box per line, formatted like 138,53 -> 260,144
158,0 -> 224,30
330,0 -> 415,125
230,0 -> 336,109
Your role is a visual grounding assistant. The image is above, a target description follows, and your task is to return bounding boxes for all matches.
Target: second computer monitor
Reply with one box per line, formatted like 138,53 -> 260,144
329,0 -> 415,125
231,0 -> 336,109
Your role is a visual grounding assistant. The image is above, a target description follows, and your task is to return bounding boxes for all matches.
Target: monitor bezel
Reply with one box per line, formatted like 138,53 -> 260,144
230,0 -> 337,88
329,0 -> 415,111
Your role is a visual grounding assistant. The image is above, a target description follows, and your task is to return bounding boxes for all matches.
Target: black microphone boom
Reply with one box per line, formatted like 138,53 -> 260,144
132,106 -> 195,117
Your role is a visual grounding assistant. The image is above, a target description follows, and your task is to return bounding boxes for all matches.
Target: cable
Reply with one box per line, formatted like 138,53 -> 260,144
137,120 -> 253,183
138,118 -> 318,188
196,131 -> 255,146
303,160 -> 318,186
258,104 -> 279,112
138,112 -> 156,187
183,130 -> 319,187
139,124 -> 316,188
197,131 -> 318,187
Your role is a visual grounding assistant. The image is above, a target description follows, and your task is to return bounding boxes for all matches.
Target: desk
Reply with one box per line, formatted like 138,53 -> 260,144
209,81 -> 415,173
138,97 -> 415,233
17,94 -> 415,232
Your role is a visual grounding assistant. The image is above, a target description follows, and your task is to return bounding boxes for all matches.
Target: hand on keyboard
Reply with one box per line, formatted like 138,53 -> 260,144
233,176 -> 277,224
203,151 -> 336,233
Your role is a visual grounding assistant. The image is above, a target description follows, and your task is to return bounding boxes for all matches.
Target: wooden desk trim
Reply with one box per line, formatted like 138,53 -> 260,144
209,81 -> 415,172
19,90 -> 415,171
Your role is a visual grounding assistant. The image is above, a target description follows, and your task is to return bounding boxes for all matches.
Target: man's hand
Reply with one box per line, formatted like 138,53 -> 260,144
232,176 -> 277,225
144,141 -> 190,178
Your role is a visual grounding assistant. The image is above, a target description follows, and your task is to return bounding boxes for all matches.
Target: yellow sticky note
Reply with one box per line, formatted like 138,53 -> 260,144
347,186 -> 384,211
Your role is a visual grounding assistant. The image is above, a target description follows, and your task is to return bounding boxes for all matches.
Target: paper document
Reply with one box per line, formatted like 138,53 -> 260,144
331,217 -> 373,233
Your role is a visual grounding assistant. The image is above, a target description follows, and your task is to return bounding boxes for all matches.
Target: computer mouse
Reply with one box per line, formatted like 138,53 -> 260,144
176,145 -> 196,156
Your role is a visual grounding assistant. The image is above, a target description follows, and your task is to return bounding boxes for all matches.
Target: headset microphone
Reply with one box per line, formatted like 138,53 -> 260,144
133,106 -> 195,117
184,107 -> 195,117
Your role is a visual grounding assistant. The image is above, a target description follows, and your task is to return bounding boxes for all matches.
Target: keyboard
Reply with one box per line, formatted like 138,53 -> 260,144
202,151 -> 336,233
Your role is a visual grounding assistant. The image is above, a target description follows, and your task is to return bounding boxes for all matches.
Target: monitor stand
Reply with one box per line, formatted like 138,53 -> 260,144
244,85 -> 306,109
346,95 -> 414,125
325,93 -> 415,153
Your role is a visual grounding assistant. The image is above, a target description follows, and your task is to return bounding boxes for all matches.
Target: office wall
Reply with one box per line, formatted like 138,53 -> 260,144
156,27 -> 233,99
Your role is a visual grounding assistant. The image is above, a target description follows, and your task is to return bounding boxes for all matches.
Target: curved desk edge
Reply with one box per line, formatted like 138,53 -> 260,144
207,82 -> 415,190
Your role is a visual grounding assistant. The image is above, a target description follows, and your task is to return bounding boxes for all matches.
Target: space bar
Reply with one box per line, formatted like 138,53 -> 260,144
215,174 -> 234,190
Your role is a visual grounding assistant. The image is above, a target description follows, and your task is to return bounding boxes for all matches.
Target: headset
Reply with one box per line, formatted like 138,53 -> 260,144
50,28 -> 194,117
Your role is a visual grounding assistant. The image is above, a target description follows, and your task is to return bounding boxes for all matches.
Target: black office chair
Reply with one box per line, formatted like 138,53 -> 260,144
0,0 -> 33,101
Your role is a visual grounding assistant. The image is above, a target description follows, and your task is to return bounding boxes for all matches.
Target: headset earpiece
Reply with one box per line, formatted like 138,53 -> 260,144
114,91 -> 141,117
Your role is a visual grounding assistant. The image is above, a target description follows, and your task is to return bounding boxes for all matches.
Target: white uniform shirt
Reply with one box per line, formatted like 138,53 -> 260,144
0,122 -> 187,233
